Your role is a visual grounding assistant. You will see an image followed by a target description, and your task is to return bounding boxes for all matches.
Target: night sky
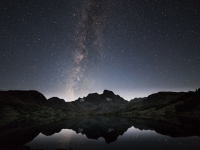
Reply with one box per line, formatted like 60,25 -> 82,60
1,0 -> 200,101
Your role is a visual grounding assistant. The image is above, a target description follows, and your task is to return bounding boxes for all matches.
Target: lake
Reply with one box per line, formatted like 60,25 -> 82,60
0,116 -> 200,150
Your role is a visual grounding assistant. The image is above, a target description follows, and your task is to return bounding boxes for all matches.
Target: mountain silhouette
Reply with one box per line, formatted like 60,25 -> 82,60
72,90 -> 128,113
0,88 -> 200,122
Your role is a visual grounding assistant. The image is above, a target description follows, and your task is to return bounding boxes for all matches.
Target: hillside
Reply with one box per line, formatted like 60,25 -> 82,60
0,90 -> 82,124
119,89 -> 200,119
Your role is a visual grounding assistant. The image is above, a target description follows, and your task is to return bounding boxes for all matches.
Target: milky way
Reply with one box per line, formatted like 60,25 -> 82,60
66,0 -> 108,99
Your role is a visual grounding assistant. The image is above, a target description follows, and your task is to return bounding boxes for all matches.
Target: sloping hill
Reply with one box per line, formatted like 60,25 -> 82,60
120,88 -> 200,118
0,90 -> 82,122
125,92 -> 184,112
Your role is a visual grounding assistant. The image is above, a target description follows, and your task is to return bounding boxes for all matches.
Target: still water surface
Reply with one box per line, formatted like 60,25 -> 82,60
1,117 -> 200,150
25,127 -> 200,150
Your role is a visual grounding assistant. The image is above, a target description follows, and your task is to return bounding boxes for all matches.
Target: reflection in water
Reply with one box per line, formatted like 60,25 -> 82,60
0,116 -> 200,150
26,127 -> 200,150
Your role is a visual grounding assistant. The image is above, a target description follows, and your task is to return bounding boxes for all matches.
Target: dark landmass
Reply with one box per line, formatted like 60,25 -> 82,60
118,88 -> 200,119
0,88 -> 200,124
0,90 -> 82,126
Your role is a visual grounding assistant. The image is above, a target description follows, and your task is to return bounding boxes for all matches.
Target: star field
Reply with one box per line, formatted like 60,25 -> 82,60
1,0 -> 200,101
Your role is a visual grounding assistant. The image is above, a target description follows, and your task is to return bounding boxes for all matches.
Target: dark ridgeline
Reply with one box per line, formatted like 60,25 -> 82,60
0,90 -> 82,122
174,89 -> 200,112
119,89 -> 200,118
0,88 -> 200,120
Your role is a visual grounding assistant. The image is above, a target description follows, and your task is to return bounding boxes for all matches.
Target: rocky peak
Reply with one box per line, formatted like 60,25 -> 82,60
87,93 -> 99,99
48,97 -> 65,103
102,90 -> 115,98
